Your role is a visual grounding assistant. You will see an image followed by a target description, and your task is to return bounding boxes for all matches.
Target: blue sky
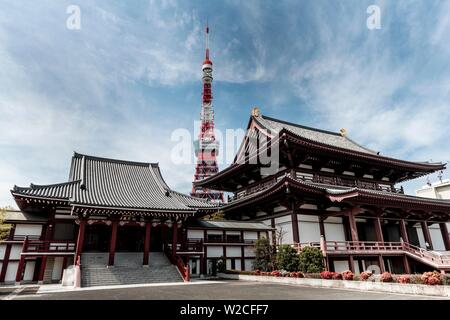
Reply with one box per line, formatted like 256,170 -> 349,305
1,0 -> 450,207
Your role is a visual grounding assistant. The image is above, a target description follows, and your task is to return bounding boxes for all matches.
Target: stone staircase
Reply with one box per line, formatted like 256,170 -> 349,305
80,252 -> 183,287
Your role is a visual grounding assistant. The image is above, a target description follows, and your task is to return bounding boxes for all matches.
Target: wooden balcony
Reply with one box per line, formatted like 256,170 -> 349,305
232,169 -> 404,200
21,238 -> 76,254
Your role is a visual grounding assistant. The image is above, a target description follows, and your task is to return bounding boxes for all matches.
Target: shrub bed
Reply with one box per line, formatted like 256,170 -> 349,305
224,269 -> 448,286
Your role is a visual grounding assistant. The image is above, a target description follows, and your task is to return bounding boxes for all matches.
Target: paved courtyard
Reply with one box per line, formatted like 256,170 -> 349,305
1,280 -> 447,300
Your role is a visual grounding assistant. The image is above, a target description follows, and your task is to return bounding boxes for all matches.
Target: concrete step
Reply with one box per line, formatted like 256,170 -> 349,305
80,252 -> 182,287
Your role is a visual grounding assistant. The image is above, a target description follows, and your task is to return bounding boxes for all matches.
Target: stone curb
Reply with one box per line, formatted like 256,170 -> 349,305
217,273 -> 450,298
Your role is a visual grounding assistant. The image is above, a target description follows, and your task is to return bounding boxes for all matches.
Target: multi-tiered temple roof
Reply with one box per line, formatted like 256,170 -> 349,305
195,113 -> 445,191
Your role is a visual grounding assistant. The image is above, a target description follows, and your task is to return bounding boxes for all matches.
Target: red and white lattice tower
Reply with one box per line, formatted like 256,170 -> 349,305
191,23 -> 223,203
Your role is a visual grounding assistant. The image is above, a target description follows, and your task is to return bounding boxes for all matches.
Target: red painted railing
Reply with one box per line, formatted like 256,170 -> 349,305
232,169 -> 404,200
23,240 -> 76,253
178,240 -> 204,252
294,240 -> 450,268
164,244 -> 190,282
402,242 -> 450,266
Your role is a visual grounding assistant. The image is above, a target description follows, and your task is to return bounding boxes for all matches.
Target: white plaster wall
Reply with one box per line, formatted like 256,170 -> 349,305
226,231 -> 241,235
244,231 -> 258,240
300,204 -> 318,210
298,222 -> 321,243
275,222 -> 293,244
324,219 -> 346,241
187,229 -> 204,239
235,259 -> 241,271
244,259 -> 254,271
274,206 -> 287,213
227,247 -> 241,257
23,261 -> 36,281
275,215 -> 292,224
429,225 -> 446,251
207,246 -> 223,258
244,246 -> 255,257
333,260 -> 350,273
15,224 -> 42,236
52,257 -> 64,280
0,244 -> 6,259
353,260 -> 360,274
298,214 -> 319,222
5,262 -> 18,282
415,226 -> 427,248
189,258 -> 200,275
207,230 -> 223,235
261,220 -> 273,243
9,244 -> 23,260
438,187 -> 450,199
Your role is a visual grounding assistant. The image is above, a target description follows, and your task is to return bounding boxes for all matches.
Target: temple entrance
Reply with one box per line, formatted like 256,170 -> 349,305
83,224 -> 111,252
116,226 -> 145,252
150,225 -> 167,252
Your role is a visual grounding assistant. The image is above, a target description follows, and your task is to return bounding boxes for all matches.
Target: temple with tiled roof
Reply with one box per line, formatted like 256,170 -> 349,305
195,109 -> 450,274
1,152 -> 271,286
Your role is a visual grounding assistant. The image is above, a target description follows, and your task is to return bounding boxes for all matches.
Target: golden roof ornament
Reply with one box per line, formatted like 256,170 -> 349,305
252,107 -> 261,117
340,128 -> 348,137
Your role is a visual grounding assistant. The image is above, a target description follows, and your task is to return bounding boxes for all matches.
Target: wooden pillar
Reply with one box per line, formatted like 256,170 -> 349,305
399,219 -> 409,243
201,230 -> 207,275
348,256 -> 355,272
402,255 -> 411,274
319,217 -> 326,241
291,204 -> 300,244
240,230 -> 245,271
439,223 -> 450,251
348,211 -> 359,242
222,230 -> 226,257
15,237 -> 28,284
0,226 -> 15,282
378,255 -> 386,273
143,222 -> 151,265
38,256 -> 48,283
75,219 -> 86,261
374,218 -> 384,242
172,221 -> 178,258
108,221 -> 118,266
421,221 -> 433,250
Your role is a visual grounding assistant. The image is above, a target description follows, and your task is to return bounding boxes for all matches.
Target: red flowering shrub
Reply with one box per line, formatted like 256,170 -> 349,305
320,271 -> 334,279
332,272 -> 343,280
380,272 -> 394,283
360,271 -> 372,281
342,270 -> 354,280
421,271 -> 442,285
252,269 -> 261,276
270,270 -> 281,277
293,272 -> 304,278
396,275 -> 410,284
261,271 -> 269,276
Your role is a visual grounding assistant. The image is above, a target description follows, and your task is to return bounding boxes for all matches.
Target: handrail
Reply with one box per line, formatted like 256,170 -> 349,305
232,168 -> 403,200
294,240 -> 450,267
164,244 -> 190,282
24,240 -> 76,253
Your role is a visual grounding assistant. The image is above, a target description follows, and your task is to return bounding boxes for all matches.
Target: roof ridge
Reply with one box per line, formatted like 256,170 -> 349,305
14,180 -> 81,191
73,151 -> 158,167
260,114 -> 342,136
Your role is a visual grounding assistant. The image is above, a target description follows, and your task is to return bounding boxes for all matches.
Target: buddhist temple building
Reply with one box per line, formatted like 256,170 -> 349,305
195,111 -> 450,274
